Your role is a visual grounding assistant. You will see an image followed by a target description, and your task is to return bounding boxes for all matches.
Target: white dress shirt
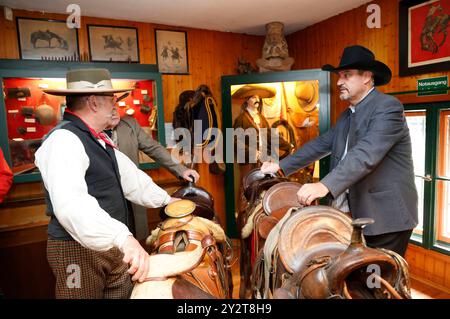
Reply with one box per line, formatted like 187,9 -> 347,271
35,129 -> 171,252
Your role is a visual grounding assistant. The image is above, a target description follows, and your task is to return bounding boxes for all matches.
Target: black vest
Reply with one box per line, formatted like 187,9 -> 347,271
45,112 -> 129,240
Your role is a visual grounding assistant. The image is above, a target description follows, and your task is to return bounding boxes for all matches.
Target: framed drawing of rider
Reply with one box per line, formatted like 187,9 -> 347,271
87,25 -> 140,63
155,29 -> 189,74
16,17 -> 79,61
399,0 -> 450,76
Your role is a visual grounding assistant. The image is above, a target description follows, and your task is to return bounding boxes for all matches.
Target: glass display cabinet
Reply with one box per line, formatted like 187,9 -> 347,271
0,59 -> 165,183
221,69 -> 331,237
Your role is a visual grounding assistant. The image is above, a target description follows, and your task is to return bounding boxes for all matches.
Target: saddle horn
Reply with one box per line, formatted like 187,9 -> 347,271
350,218 -> 374,247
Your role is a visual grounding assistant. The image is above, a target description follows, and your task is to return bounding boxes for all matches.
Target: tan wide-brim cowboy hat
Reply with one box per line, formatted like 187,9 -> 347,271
232,84 -> 277,99
295,81 -> 319,112
43,68 -> 132,96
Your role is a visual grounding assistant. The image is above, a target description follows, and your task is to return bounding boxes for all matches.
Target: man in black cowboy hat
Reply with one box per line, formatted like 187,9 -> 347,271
261,45 -> 418,256
35,68 -> 180,298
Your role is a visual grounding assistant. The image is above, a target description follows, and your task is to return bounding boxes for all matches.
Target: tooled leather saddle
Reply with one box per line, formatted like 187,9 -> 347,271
272,206 -> 412,299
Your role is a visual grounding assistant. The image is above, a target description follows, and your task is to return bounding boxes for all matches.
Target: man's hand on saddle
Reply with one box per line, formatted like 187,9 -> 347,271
181,169 -> 200,183
297,182 -> 329,206
260,161 -> 280,175
121,235 -> 150,283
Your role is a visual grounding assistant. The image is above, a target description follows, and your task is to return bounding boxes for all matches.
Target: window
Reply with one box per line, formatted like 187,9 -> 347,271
405,103 -> 450,254
405,111 -> 426,238
437,110 -> 450,244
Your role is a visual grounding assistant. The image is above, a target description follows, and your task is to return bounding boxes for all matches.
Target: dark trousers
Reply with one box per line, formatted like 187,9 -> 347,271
364,229 -> 413,257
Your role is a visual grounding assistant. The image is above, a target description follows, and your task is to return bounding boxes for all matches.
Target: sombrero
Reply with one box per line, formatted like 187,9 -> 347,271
232,84 -> 276,99
295,81 -> 319,113
35,103 -> 57,125
164,199 -> 196,218
43,68 -> 132,96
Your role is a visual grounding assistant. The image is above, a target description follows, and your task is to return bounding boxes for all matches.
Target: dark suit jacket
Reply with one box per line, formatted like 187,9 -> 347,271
114,116 -> 187,239
280,89 -> 418,236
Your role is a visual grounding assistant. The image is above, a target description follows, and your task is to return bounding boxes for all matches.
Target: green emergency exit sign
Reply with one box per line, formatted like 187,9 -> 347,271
417,76 -> 448,96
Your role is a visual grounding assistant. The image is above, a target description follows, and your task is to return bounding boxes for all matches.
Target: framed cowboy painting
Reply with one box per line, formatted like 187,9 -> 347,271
155,29 -> 189,74
87,25 -> 140,63
16,17 -> 79,60
399,0 -> 450,76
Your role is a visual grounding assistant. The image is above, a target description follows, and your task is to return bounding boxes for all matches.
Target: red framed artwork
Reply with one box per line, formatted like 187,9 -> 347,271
399,0 -> 450,76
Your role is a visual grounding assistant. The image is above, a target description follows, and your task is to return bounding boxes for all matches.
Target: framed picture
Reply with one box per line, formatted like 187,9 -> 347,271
155,29 -> 189,74
87,25 -> 139,63
16,17 -> 79,60
399,0 -> 450,76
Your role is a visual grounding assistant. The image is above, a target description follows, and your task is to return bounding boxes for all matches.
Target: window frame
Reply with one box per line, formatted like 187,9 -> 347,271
404,102 -> 450,255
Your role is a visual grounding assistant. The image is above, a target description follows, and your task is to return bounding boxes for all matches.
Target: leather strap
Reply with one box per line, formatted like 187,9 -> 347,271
160,215 -> 194,231
142,235 -> 215,282
155,229 -> 204,251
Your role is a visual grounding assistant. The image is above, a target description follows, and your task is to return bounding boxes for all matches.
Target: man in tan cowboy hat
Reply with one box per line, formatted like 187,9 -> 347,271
35,68 -> 180,298
261,45 -> 418,257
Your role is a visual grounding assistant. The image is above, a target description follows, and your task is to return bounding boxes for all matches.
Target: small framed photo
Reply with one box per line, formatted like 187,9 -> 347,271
399,0 -> 450,76
87,25 -> 140,62
16,17 -> 79,60
155,29 -> 189,74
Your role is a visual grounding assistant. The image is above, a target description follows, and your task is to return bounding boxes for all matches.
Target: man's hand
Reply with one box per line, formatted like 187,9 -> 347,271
297,182 -> 329,206
121,236 -> 149,283
181,169 -> 200,183
260,161 -> 280,175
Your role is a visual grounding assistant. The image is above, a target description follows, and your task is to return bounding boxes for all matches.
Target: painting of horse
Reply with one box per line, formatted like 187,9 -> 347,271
17,18 -> 78,60
88,25 -> 139,62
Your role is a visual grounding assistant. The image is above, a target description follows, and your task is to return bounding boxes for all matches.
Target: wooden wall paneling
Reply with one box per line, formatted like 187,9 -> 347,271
406,244 -> 450,293
434,258 -> 445,286
424,254 -> 435,282
0,240 -> 55,298
446,261 -> 450,289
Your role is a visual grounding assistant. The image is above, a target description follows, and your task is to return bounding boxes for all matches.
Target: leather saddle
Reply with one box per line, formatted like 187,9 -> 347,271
258,182 -> 303,240
274,206 -> 411,299
161,180 -> 215,220
142,200 -> 231,299
242,169 -> 288,205
262,181 -> 302,215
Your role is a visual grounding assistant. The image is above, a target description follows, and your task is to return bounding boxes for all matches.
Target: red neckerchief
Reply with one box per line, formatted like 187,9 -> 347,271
64,110 -> 117,149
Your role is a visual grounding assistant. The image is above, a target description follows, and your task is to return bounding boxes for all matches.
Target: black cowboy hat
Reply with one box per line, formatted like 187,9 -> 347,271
321,45 -> 392,86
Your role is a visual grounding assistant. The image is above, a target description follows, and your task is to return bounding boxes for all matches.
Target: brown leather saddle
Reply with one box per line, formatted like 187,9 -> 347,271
272,206 -> 411,299
263,181 -> 303,215
237,168 -> 288,299
257,182 -> 303,240
145,200 -> 232,299
238,169 -> 302,299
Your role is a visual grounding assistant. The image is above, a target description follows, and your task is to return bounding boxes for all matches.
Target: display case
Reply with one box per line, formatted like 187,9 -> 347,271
0,59 -> 165,183
221,69 -> 331,237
